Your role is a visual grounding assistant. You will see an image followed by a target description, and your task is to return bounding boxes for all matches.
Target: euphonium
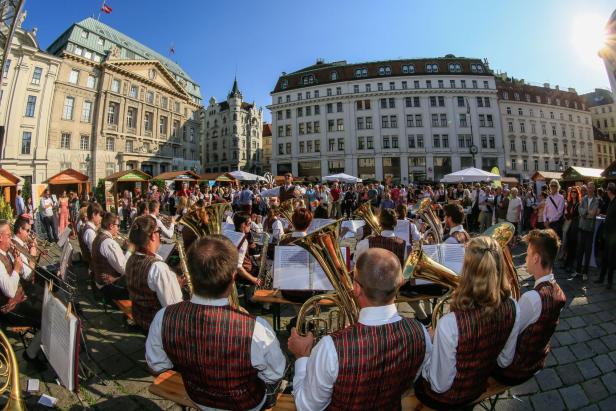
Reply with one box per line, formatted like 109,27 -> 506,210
255,233 -> 273,291
0,329 -> 25,410
277,199 -> 296,227
203,202 -> 231,236
483,222 -> 521,300
290,220 -> 359,338
413,198 -> 443,244
353,201 -> 382,236
174,231 -> 193,298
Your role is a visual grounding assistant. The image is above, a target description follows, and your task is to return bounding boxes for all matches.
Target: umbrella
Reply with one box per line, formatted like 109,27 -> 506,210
226,170 -> 265,181
441,167 -> 501,183
323,173 -> 363,184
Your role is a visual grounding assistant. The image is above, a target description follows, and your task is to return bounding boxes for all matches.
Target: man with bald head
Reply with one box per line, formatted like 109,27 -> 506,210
288,248 -> 431,410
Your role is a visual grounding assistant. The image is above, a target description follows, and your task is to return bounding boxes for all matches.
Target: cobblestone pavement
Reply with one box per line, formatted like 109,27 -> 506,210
5,243 -> 616,410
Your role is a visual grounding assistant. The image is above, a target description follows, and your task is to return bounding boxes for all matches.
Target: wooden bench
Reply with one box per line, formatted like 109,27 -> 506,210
149,371 -> 509,411
113,299 -> 133,322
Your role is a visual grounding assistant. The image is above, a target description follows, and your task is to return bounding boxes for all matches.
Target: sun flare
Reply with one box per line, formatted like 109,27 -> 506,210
571,12 -> 608,62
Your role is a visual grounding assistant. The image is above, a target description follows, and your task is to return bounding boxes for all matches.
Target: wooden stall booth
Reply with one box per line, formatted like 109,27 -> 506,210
105,169 -> 152,212
602,159 -> 616,181
530,170 -> 562,195
153,170 -> 201,192
198,172 -> 237,188
43,168 -> 90,197
0,168 -> 20,212
561,166 -> 604,187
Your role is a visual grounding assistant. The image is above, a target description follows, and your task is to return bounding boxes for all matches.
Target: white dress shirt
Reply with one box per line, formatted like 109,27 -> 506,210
237,234 -> 248,269
0,249 -> 20,299
155,216 -> 175,239
11,236 -> 32,280
94,230 -> 127,287
146,295 -> 286,411
517,273 -> 555,333
260,185 -> 306,198
83,222 -> 97,252
444,225 -> 466,244
293,304 -> 432,411
40,197 -> 54,217
270,219 -> 284,243
354,230 -> 404,263
130,251 -> 183,306
421,298 -> 521,393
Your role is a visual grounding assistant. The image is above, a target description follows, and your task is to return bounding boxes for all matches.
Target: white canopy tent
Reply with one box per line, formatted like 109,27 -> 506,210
227,170 -> 266,181
441,167 -> 501,183
323,173 -> 363,184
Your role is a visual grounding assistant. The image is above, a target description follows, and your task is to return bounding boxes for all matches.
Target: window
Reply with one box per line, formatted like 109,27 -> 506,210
365,84 -> 371,92
553,142 -> 558,154
414,80 -> 420,89
430,96 -> 437,107
2,59 -> 10,78
365,117 -> 372,129
401,64 -> 415,73
81,101 -> 92,122
484,97 -> 490,107
439,114 -> 447,127
382,115 -> 389,128
25,95 -> 36,117
146,91 -> 154,104
383,136 -> 390,149
406,115 -> 414,127
328,139 -> 335,151
307,141 -> 312,152
106,137 -> 115,151
106,102 -> 117,124
111,79 -> 121,93
433,135 -> 440,148
130,85 -> 138,98
367,136 -> 374,149
442,134 -> 449,148
381,98 -> 387,109
63,97 -> 75,120
431,114 -> 439,127
426,80 -> 432,89
483,81 -> 489,89
533,140 -> 538,153
450,80 -> 456,88
522,140 -> 527,152
544,141 -> 548,153
438,96 -> 445,107
357,117 -> 364,130
126,140 -> 134,153
477,97 -> 484,107
508,121 -> 514,132
510,140 -> 516,151
358,136 -> 365,150
472,80 -> 478,89
354,85 -> 359,93
415,114 -> 422,127
402,81 -> 407,89
161,96 -> 168,109
299,123 -> 305,135
534,159 -> 539,170
390,115 -> 398,128
297,107 -> 303,117
461,80 -> 466,89
297,93 -> 302,101
80,135 -> 90,150
408,135 -> 416,148
21,131 -> 31,154
448,63 -> 461,73
511,158 -> 517,170
337,119 -> 344,131
126,107 -> 137,128
31,67 -> 42,85
159,116 -> 168,135
336,87 -> 342,95
389,82 -> 395,90
299,142 -> 305,153
438,80 -> 444,88
69,69 -> 79,84
315,105 -> 320,115
520,121 -> 526,133
489,135 -> 495,148
389,98 -> 395,108
337,102 -> 343,112
315,140 -> 320,152
328,120 -> 335,132
327,103 -> 333,113
144,112 -> 153,131
481,135 -> 488,148
61,133 -> 71,149
425,63 -> 439,73
85,75 -> 96,89
278,144 -> 284,155
331,71 -> 338,80
459,114 -> 467,127
457,96 -> 465,107
314,121 -> 320,132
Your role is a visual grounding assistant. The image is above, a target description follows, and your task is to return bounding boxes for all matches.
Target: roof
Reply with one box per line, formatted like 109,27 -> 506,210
273,56 -> 491,93
602,159 -> 616,179
496,79 -> 587,111
153,170 -> 200,181
217,101 -> 254,111
0,168 -> 20,186
228,77 -> 242,99
44,168 -> 89,184
580,88 -> 614,107
105,169 -> 152,182
262,123 -> 272,137
561,166 -> 604,180
593,126 -> 611,141
47,17 -> 201,101
199,172 -> 234,181
531,171 -> 563,181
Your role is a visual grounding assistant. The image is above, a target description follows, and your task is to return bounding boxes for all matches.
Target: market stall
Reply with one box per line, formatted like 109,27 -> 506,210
323,173 -> 363,184
154,170 -> 201,192
105,169 -> 152,211
441,167 -> 501,183
601,159 -> 616,181
44,168 -> 90,197
560,166 -> 604,185
0,168 -> 20,212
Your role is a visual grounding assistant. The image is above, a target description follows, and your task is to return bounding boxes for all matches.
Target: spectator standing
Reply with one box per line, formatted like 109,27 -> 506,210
14,189 -> 25,216
543,179 -> 565,239
506,188 -> 523,234
595,183 -> 616,289
39,189 -> 58,242
571,182 -> 600,282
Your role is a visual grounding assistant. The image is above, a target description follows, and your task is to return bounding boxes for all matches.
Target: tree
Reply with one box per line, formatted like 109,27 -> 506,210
0,197 -> 14,223
95,179 -> 106,208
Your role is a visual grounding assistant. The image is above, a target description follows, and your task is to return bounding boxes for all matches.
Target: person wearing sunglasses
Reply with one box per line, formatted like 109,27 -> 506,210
12,217 -> 37,280
91,212 -> 129,302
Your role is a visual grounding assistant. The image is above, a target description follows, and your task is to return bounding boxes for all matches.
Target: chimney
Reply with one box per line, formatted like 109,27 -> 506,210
568,87 -> 576,93
316,58 -> 324,65
543,83 -> 550,88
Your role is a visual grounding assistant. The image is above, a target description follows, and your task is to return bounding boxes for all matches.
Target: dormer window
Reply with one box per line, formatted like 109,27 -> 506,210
425,63 -> 439,73
330,71 -> 338,81
378,66 -> 392,76
448,63 -> 461,73
354,67 -> 368,78
470,64 -> 484,73
281,79 -> 288,89
401,64 -> 415,74
302,74 -> 315,85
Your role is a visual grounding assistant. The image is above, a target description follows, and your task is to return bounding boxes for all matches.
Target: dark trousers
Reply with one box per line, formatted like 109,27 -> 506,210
41,215 -> 58,243
599,241 -> 615,285
100,276 -> 129,301
565,226 -> 579,269
576,230 -> 594,275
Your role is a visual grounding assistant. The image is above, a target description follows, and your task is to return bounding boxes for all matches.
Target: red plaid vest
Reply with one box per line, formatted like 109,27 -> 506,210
328,318 -> 426,411
78,224 -> 95,263
126,253 -> 161,331
91,232 -> 123,286
368,235 -> 406,265
416,298 -> 516,407
494,281 -> 565,384
161,302 -> 264,410
0,252 -> 26,313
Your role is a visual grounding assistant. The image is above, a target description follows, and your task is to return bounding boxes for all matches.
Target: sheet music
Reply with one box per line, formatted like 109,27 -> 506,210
421,244 -> 440,263
57,228 -> 72,247
273,246 -> 311,289
310,259 -> 334,290
394,220 -> 410,244
41,286 -> 79,392
222,222 -> 235,232
440,244 -> 465,274
57,243 -> 73,280
222,229 -> 245,247
157,243 -> 175,261
307,218 -> 335,234
280,218 -> 290,230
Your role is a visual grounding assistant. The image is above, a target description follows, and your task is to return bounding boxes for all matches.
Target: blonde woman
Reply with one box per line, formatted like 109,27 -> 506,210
415,236 -> 520,409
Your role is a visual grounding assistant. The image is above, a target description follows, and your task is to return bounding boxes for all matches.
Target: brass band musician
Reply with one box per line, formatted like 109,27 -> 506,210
442,203 -> 470,244
233,213 -> 261,286
78,203 -> 103,264
90,212 -> 129,301
149,200 -> 175,239
126,216 -> 183,332
355,209 -> 406,266
12,217 -> 37,280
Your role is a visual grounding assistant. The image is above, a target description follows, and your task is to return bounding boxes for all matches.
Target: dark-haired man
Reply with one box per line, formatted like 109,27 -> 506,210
493,229 -> 566,385
148,200 -> 175,239
259,172 -> 302,202
91,212 -> 129,301
443,203 -> 470,244
288,248 -> 430,410
355,208 -> 406,266
146,235 -> 285,410
126,215 -> 183,331
232,212 -> 260,286
78,203 -> 103,264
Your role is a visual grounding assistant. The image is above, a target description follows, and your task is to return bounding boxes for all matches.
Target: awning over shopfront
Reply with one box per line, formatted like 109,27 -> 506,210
561,166 -> 604,182
530,171 -> 563,181
0,168 -> 21,209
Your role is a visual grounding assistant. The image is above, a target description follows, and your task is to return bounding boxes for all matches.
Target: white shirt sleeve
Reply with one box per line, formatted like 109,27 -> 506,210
237,241 -> 248,268
422,312 -> 458,393
100,238 -> 127,275
251,317 -> 286,383
156,218 -> 175,239
443,236 -> 458,244
272,220 -> 284,243
259,187 -> 281,198
410,223 -> 422,242
84,229 -> 96,252
147,261 -> 183,307
293,336 -> 339,411
15,250 -> 32,280
145,307 -> 174,373
0,258 -> 20,299
418,324 -> 433,381
497,299 -> 522,368
516,290 -> 542,334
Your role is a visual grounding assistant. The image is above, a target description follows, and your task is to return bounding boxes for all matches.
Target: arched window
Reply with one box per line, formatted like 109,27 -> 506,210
401,64 -> 415,74
281,79 -> 288,89
426,63 -> 439,73
330,71 -> 338,80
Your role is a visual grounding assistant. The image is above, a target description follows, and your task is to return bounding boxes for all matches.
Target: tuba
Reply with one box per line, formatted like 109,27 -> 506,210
290,220 -> 359,339
483,222 -> 521,300
179,202 -> 231,238
0,329 -> 25,410
255,233 -> 273,291
277,199 -> 297,228
412,198 -> 443,244
353,201 -> 382,236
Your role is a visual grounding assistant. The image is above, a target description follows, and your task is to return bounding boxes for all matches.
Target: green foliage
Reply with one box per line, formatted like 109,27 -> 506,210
150,178 -> 165,191
22,179 -> 31,203
0,197 -> 14,223
95,179 -> 106,207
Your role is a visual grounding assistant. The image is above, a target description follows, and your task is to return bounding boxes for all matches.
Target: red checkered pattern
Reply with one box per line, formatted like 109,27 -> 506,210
0,253 -> 25,313
368,235 -> 406,265
328,318 -> 426,411
126,253 -> 160,331
161,302 -> 264,410
416,298 -> 516,408
78,225 -> 94,263
494,281 -> 566,384
91,232 -> 122,286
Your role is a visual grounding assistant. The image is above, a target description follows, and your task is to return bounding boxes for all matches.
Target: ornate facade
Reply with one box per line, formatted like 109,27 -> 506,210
202,79 -> 263,173
581,88 -> 616,169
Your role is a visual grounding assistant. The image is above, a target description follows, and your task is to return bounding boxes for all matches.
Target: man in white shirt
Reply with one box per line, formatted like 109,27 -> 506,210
354,209 -> 406,266
506,187 -> 523,234
148,200 -> 175,239
126,215 -> 183,332
288,248 -> 431,410
91,212 -> 129,301
259,172 -> 303,201
443,203 -> 470,244
494,229 -> 566,385
78,203 -> 103,264
12,217 -> 37,281
232,212 -> 261,286
39,189 -> 58,243
146,235 -> 285,410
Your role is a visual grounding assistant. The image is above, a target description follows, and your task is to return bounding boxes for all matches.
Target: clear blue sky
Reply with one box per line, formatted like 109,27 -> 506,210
26,0 -> 615,121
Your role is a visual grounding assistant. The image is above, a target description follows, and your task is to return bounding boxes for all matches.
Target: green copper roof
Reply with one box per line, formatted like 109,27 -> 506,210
47,17 -> 201,101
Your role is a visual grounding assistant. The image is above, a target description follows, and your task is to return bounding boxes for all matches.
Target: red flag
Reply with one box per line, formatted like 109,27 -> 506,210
101,4 -> 112,13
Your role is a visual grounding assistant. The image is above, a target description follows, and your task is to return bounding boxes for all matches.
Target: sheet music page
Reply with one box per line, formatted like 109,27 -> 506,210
273,246 -> 311,289
222,230 -> 245,247
157,243 -> 176,261
41,287 -> 78,391
394,220 -> 410,244
440,244 -> 465,274
310,255 -> 335,291
307,218 -> 335,234
57,228 -> 71,247
57,243 -> 73,280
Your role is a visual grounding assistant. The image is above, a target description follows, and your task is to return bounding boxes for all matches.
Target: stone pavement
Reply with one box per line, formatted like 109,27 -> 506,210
5,243 -> 616,410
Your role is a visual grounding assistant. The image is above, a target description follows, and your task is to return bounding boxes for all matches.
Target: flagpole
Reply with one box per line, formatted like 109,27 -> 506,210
98,0 -> 106,20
